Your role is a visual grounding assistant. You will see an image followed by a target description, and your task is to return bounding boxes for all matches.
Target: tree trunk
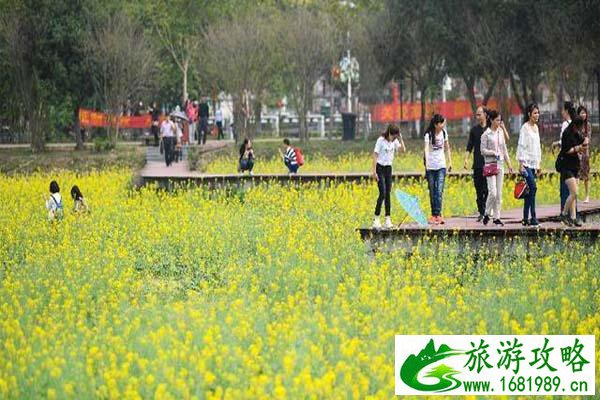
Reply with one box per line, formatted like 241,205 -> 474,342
510,73 -> 526,117
419,84 -> 426,137
30,107 -> 46,153
182,61 -> 189,103
596,66 -> 600,121
74,105 -> 84,150
254,98 -> 262,136
299,106 -> 307,142
232,94 -> 245,143
410,77 -> 416,138
482,75 -> 498,106
464,76 -> 477,114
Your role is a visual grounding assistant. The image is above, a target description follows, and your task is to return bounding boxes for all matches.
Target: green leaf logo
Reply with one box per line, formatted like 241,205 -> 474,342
400,339 -> 464,392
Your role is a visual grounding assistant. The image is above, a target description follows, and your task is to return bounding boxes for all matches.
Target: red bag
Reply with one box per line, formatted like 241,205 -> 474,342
514,179 -> 530,199
294,147 -> 304,166
483,163 -> 499,177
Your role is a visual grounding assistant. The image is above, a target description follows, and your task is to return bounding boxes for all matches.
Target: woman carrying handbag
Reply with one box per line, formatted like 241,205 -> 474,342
480,110 -> 513,226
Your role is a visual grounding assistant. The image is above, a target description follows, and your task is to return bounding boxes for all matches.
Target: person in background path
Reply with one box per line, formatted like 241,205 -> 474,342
372,124 -> 404,229
150,101 -> 160,146
559,117 -> 588,227
45,180 -> 63,221
424,114 -> 452,225
516,103 -> 542,227
71,185 -> 88,213
198,96 -> 210,145
577,105 -> 592,203
174,119 -> 183,162
187,100 -> 198,144
279,138 -> 298,175
238,138 -> 255,175
464,106 -> 489,222
480,110 -> 513,226
215,106 -> 224,140
553,101 -> 578,212
160,117 -> 176,166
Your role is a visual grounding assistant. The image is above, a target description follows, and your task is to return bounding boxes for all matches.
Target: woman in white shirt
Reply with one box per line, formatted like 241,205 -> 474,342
424,114 -> 452,224
516,103 -> 542,227
480,110 -> 513,226
372,124 -> 405,229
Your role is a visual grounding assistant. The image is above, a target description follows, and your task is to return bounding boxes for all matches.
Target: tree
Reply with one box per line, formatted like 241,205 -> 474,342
86,13 -> 155,146
278,9 -> 337,141
372,0 -> 447,135
203,10 -> 280,141
439,0 -> 499,114
0,1 -> 52,152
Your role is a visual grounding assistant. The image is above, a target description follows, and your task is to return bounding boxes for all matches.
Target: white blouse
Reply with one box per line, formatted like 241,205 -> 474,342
516,122 -> 541,169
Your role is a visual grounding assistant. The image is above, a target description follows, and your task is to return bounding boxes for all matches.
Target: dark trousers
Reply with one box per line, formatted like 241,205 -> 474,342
375,164 -> 393,216
216,121 -> 224,139
151,125 -> 159,146
199,117 -> 209,145
285,160 -> 298,174
523,167 -> 538,221
426,168 -> 446,216
473,168 -> 488,216
163,137 -> 175,166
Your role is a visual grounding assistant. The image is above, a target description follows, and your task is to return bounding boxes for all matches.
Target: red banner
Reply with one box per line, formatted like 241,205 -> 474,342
371,98 -> 521,123
79,108 -> 165,129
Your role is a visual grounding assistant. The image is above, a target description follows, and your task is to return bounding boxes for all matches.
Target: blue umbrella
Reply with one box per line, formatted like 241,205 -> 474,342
395,189 -> 428,227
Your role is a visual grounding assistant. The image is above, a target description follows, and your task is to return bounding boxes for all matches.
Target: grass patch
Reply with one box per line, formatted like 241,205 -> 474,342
0,145 -> 145,174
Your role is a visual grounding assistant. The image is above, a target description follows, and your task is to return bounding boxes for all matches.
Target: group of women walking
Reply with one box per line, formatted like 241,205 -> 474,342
372,102 -> 592,228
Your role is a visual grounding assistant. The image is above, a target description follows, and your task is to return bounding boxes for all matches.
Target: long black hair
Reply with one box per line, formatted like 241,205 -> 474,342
564,101 -> 577,121
71,185 -> 83,201
425,114 -> 445,143
486,109 -> 500,128
239,138 -> 252,159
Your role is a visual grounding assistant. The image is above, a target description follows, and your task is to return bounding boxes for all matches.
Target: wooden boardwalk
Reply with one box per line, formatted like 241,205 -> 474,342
139,166 -> 600,188
358,201 -> 600,253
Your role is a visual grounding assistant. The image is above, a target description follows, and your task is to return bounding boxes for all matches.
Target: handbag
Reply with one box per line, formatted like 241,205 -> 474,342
483,162 -> 499,177
514,178 -> 530,199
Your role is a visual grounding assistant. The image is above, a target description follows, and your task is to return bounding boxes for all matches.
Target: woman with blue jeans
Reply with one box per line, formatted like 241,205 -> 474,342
424,114 -> 452,225
516,103 -> 542,227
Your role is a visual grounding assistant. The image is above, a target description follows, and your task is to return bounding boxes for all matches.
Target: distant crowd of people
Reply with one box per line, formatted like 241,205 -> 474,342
372,101 -> 592,229
149,97 -> 225,167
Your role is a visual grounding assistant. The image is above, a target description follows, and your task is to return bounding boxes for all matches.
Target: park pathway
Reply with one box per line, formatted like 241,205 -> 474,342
139,140 -> 232,178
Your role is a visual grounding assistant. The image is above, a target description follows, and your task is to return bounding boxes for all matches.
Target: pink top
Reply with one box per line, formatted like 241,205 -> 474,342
187,103 -> 198,122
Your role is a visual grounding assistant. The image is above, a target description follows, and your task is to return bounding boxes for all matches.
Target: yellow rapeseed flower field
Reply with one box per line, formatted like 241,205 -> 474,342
0,169 -> 598,399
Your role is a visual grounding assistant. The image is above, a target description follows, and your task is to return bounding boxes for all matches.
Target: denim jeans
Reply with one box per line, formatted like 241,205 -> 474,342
426,168 -> 446,216
240,158 -> 254,172
523,167 -> 537,221
285,160 -> 298,174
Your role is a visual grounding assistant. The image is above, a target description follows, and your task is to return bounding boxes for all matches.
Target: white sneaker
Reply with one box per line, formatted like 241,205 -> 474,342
584,197 -> 590,203
383,216 -> 394,229
372,217 -> 382,229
